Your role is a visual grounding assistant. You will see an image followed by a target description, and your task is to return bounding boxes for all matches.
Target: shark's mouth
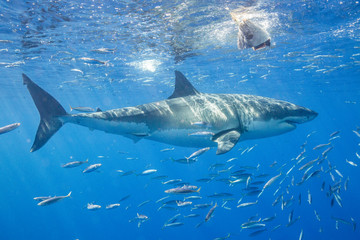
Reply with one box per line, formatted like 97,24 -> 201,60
284,120 -> 298,127
285,119 -> 299,124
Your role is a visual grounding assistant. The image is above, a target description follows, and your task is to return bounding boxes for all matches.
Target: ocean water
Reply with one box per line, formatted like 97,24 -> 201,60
1,0 -> 360,239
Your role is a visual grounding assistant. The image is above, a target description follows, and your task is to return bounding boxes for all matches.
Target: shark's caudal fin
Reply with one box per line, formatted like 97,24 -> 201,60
23,74 -> 67,152
168,71 -> 200,99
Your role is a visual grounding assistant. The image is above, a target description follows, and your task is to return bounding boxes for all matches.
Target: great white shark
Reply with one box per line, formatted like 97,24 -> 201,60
23,71 -> 317,154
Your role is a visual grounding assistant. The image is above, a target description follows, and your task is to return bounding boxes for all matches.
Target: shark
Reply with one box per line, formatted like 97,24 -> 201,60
23,71 -> 317,154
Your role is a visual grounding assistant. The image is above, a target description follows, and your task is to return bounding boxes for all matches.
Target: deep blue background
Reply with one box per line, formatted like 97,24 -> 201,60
1,0 -> 360,239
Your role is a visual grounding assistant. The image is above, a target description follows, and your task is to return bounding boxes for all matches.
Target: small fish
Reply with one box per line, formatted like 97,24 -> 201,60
314,210 -> 321,221
313,143 -> 331,150
162,179 -> 182,185
91,47 -> 115,53
329,172 -> 335,182
329,135 -> 341,141
271,224 -> 282,232
299,229 -> 303,240
138,169 -> 157,176
165,213 -> 181,224
195,221 -> 204,228
135,213 -> 149,220
307,189 -> 312,205
156,196 -> 169,203
307,131 -> 317,138
70,68 -> 84,74
132,213 -> 149,228
191,203 -> 212,210
356,152 -> 360,159
272,194 -> 282,207
87,203 -> 101,210
286,165 -> 296,175
62,159 -> 88,168
346,159 -> 357,167
226,158 -> 237,162
344,177 -> 349,191
352,130 -> 360,138
186,147 -> 210,160
299,157 -> 319,171
286,216 -> 300,227
0,122 -> 20,135
305,170 -> 321,182
246,176 -> 251,189
322,146 -> 333,157
160,147 -> 175,152
172,158 -> 198,164
137,200 -> 151,208
258,173 -> 282,197
69,105 -> 95,112
334,169 -> 343,178
106,203 -> 120,209
184,195 -> 202,201
207,193 -> 233,198
184,214 -> 200,218
295,149 -> 306,161
165,185 -> 201,194
333,193 -> 343,207
78,57 -> 107,65
163,222 -> 184,228
33,196 -> 52,202
241,223 -> 265,229
289,210 -> 294,223
351,217 -> 357,231
262,215 -> 276,222
83,163 -> 102,173
205,202 -> 217,222
247,144 -> 257,153
330,131 -> 340,138
176,200 -> 192,207
270,161 -> 277,167
237,201 -> 258,208
37,191 -> 71,206
196,178 -> 213,183
119,195 -> 131,202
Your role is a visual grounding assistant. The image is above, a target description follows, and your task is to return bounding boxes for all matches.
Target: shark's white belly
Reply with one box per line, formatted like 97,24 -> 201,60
148,129 -> 217,148
242,119 -> 296,140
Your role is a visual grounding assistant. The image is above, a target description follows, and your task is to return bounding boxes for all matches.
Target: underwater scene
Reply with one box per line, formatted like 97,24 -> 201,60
1,0 -> 360,239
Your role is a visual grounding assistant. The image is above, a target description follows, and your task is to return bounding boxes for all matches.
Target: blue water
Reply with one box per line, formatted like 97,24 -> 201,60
1,0 -> 360,239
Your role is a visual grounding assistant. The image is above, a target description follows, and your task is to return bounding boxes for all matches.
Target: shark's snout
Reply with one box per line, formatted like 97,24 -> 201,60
308,110 -> 318,121
281,107 -> 318,126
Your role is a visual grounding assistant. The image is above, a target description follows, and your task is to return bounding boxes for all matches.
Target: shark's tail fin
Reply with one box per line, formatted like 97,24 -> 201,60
23,74 -> 67,152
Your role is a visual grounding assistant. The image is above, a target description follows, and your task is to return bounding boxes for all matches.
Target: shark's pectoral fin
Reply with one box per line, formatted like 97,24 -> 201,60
212,130 -> 241,155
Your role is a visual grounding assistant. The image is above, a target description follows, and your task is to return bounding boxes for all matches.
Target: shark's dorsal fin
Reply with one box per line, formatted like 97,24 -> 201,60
168,71 -> 200,99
